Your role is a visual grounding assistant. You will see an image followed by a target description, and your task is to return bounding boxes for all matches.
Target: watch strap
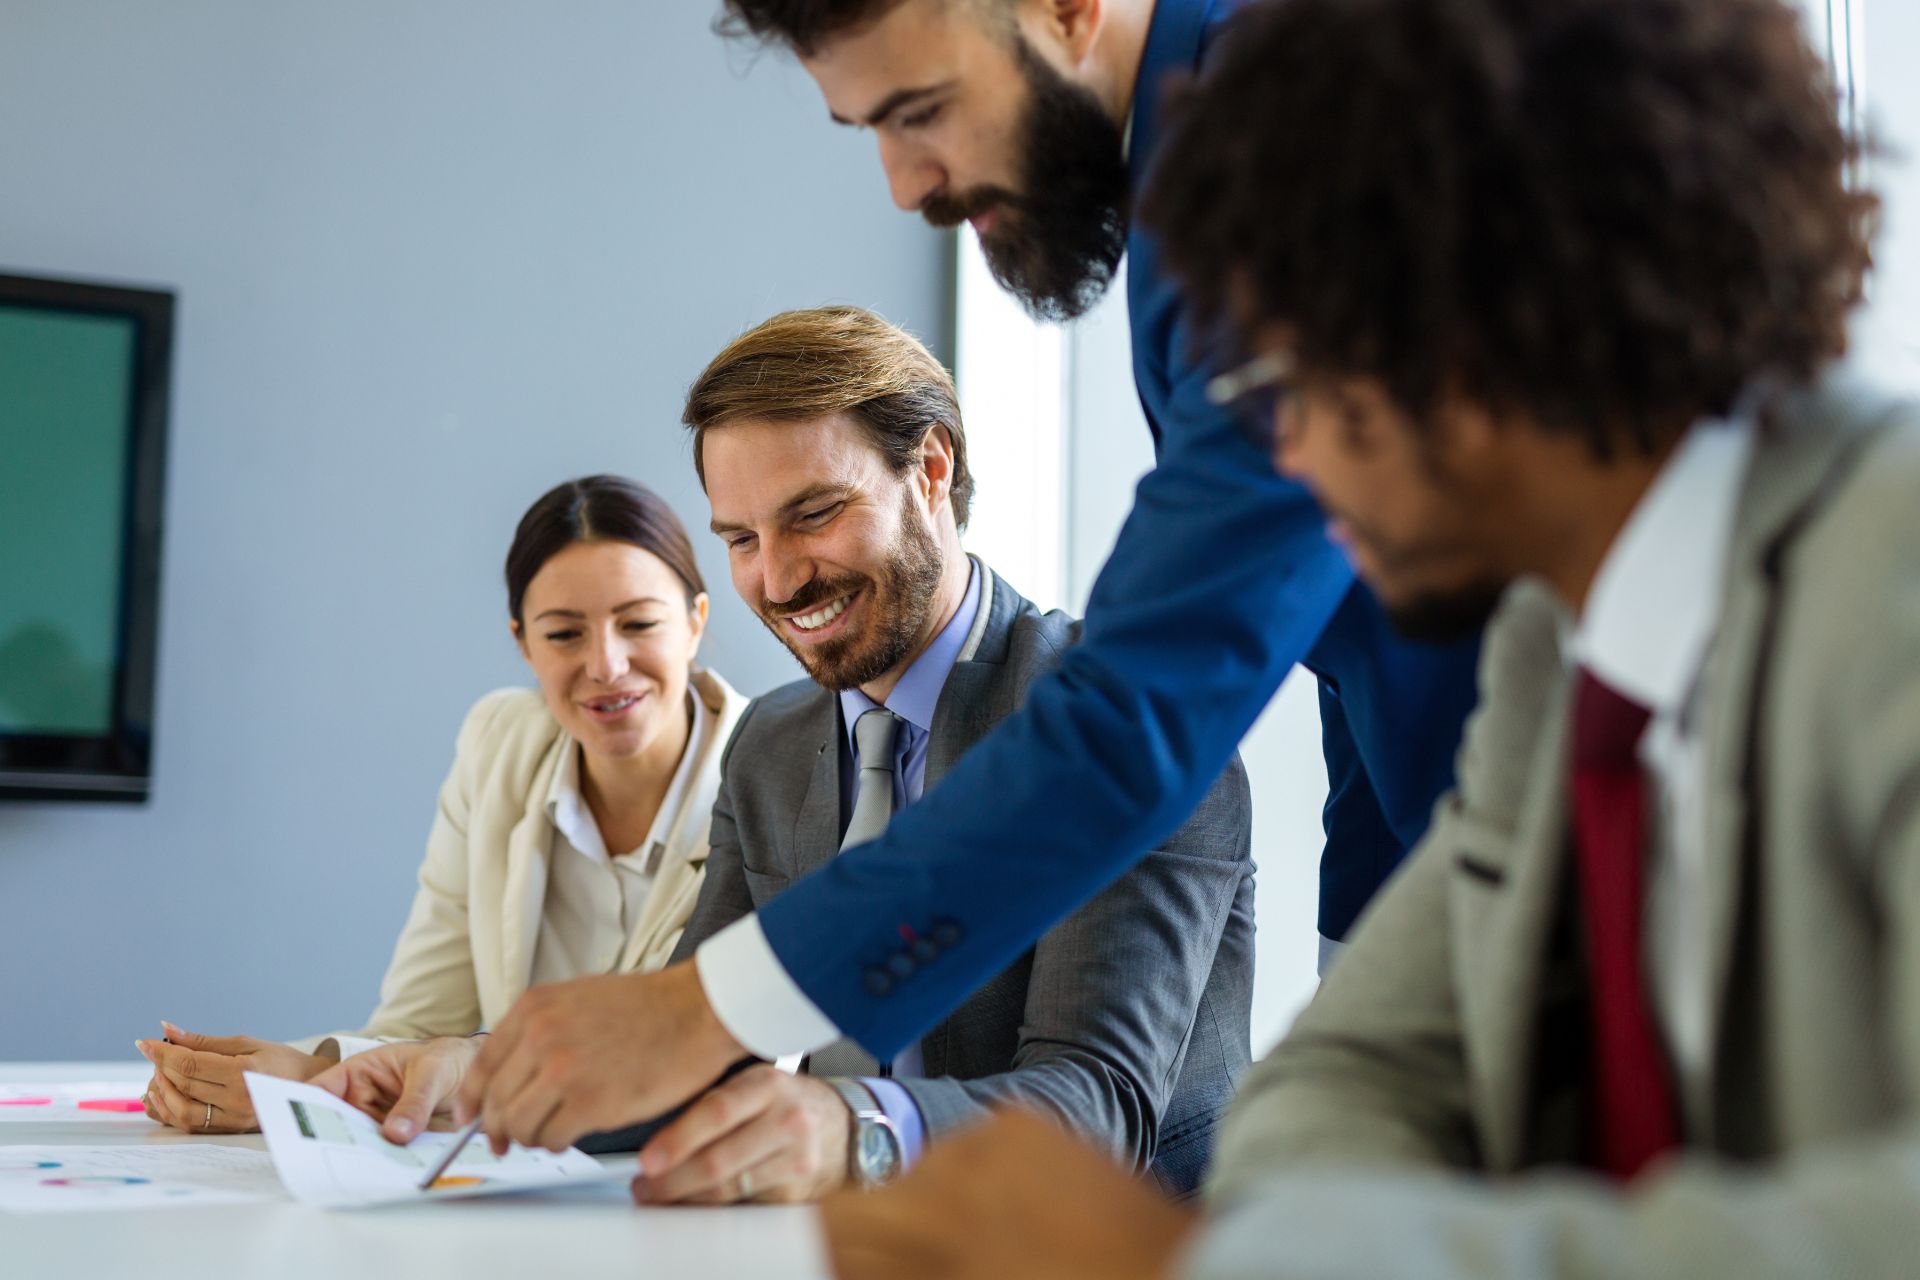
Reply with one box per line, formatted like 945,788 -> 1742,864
824,1076 -> 883,1120
822,1076 -> 901,1188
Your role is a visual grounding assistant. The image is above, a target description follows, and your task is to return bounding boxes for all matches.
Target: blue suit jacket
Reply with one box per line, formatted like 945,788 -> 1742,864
754,0 -> 1484,1057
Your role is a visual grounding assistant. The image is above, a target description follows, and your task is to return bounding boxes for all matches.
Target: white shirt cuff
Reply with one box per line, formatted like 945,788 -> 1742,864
320,1035 -> 386,1061
694,914 -> 840,1060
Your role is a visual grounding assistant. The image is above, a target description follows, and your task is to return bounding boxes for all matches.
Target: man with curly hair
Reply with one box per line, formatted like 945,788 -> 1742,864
818,0 -> 1920,1276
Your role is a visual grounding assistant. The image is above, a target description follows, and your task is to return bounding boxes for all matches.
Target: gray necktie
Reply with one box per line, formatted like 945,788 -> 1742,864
806,708 -> 904,1078
841,708 -> 903,850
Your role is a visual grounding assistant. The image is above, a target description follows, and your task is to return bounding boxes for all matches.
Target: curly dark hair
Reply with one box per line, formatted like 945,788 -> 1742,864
1142,0 -> 1877,456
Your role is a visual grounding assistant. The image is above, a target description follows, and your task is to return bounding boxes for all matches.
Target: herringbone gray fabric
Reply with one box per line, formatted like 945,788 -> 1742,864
675,564 -> 1254,1195
804,710 -> 906,1078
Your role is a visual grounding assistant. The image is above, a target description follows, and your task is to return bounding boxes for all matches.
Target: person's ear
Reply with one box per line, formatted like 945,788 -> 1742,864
511,617 -> 530,662
685,593 -> 710,662
918,425 -> 957,517
1028,0 -> 1105,66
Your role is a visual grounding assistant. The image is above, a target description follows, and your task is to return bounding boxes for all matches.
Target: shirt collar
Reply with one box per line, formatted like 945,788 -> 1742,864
840,557 -> 984,747
1573,419 -> 1755,716
545,687 -> 712,864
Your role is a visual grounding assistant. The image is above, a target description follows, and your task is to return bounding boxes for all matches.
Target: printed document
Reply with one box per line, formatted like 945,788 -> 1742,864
246,1073 -> 631,1209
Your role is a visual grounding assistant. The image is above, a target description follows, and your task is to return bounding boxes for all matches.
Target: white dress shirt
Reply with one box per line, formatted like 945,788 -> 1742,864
1570,418 -> 1755,1124
533,688 -> 715,985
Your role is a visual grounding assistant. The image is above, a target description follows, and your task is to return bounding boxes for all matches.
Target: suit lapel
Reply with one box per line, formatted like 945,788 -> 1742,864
1693,571 -> 1764,1147
789,695 -> 844,880
1475,698 -> 1576,1170
921,565 -> 1015,1072
1447,583 -> 1580,1171
497,736 -> 567,1018
1696,380 -> 1897,1125
927,566 -> 1015,789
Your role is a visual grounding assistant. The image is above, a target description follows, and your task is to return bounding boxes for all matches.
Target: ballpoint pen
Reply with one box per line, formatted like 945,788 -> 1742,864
416,1115 -> 485,1190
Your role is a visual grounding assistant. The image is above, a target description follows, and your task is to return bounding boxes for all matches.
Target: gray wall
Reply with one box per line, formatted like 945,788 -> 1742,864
0,2 -> 951,1059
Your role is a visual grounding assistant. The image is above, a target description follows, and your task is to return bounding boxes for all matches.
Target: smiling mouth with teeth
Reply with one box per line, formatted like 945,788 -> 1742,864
586,694 -> 641,714
787,594 -> 852,632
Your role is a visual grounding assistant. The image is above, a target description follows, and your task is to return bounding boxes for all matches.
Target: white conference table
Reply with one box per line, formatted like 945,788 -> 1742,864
2,1063 -> 832,1280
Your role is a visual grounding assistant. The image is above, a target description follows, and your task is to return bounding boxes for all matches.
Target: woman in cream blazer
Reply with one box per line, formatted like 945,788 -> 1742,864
138,476 -> 746,1134
315,664 -> 746,1055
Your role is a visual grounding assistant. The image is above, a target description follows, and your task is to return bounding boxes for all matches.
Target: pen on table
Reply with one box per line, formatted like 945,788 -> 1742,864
417,1116 -> 486,1190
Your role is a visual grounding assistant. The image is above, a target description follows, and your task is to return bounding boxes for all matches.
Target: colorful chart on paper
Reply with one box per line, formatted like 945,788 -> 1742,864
0,1145 -> 278,1214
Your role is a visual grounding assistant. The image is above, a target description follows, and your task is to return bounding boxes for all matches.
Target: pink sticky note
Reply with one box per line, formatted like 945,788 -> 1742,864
0,1098 -> 52,1107
77,1099 -> 147,1113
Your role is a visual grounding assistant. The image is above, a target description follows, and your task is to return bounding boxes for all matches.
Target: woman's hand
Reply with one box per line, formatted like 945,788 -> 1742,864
136,1022 -> 333,1134
309,1036 -> 482,1143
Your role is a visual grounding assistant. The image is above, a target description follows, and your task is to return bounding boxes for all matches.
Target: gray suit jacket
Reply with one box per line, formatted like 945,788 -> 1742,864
675,566 -> 1255,1195
1192,379 -> 1920,1278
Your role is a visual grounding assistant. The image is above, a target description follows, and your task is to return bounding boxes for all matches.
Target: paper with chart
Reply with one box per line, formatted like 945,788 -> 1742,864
0,1144 -> 279,1213
0,1081 -> 152,1122
247,1073 -> 629,1208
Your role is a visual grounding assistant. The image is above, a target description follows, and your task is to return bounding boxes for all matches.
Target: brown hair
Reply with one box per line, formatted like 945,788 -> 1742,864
1143,0 -> 1877,457
505,476 -> 706,624
683,306 -> 975,528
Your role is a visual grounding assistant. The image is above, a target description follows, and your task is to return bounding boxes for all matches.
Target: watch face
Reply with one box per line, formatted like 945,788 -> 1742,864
856,1117 -> 902,1184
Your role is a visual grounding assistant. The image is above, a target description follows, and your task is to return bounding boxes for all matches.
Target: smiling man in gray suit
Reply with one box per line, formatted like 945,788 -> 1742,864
623,305 -> 1252,1209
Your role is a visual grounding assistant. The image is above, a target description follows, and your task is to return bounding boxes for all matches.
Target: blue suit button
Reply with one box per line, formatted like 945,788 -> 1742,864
911,938 -> 937,963
863,967 -> 893,996
931,920 -> 963,948
887,951 -> 916,978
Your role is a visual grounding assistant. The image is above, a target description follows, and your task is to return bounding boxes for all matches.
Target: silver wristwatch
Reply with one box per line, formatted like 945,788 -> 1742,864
823,1077 -> 903,1189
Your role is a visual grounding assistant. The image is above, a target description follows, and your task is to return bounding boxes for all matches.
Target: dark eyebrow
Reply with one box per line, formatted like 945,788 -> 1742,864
532,597 -> 668,622
779,483 -> 853,518
709,484 -> 853,537
830,82 -> 953,128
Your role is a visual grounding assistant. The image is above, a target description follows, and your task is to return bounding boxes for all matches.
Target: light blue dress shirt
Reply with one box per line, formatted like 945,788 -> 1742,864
832,559 -> 984,1168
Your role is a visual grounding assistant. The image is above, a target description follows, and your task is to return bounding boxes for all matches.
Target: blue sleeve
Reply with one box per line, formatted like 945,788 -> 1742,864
747,0 -> 1479,1059
756,353 -> 1355,1059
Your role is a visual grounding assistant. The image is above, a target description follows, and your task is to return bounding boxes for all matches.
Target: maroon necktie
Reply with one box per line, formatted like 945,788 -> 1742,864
1570,668 -> 1679,1179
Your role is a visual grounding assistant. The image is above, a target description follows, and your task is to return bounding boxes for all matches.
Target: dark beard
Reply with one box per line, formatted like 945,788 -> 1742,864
1381,580 -> 1508,644
920,36 -> 1128,321
758,495 -> 946,691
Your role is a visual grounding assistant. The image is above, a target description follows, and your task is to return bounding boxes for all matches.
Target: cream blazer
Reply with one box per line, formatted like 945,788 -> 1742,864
301,668 -> 746,1051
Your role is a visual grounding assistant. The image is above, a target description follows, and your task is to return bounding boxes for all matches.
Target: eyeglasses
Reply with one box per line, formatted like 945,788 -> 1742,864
1205,351 -> 1292,406
1206,351 -> 1299,452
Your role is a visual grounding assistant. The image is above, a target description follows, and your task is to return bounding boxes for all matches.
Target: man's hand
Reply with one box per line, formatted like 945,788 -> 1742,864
821,1109 -> 1196,1280
136,1023 -> 332,1134
631,1065 -> 851,1205
455,961 -> 745,1154
309,1036 -> 480,1144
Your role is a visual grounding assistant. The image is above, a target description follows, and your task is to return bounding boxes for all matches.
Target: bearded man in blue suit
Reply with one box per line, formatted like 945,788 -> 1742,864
454,0 -> 1483,1173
